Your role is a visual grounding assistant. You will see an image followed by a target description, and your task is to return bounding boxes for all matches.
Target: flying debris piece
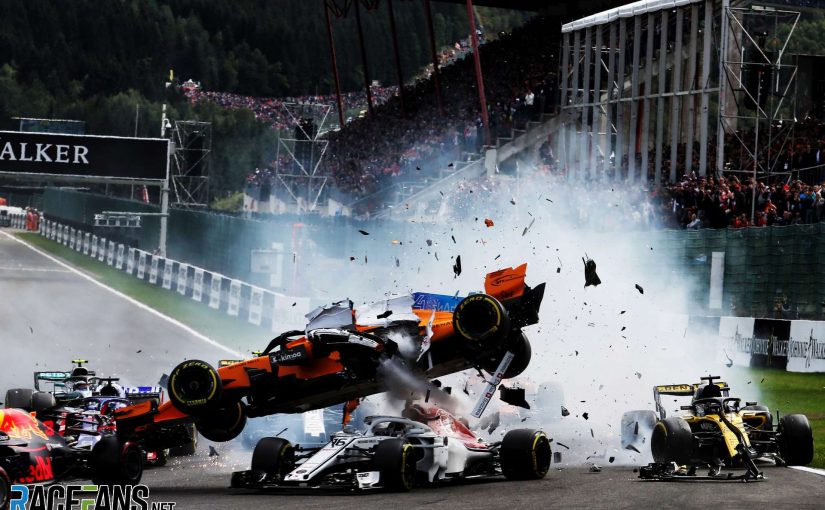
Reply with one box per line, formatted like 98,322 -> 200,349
582,412 -> 589,420
448,162 -> 454,167
724,350 -> 734,368
522,218 -> 536,237
391,240 -> 401,245
556,442 -> 570,450
365,255 -> 368,264
451,235 -> 456,244
463,381 -> 470,395
621,327 -> 626,332
590,429 -> 595,438
426,239 -> 433,246
634,372 -> 642,379
620,310 -> 626,314
582,256 -> 601,287
609,457 -> 616,464
358,230 -> 370,236
208,446 -> 220,457
349,256 -> 356,261
494,254 -> 501,260
499,386 -> 530,409
453,256 -> 462,277
589,463 -> 602,473
439,191 -> 444,196
484,218 -> 495,227
510,197 -> 516,205
136,350 -> 142,354
556,268 -> 561,273
29,326 -> 33,334
377,310 -> 393,319
395,258 -> 400,268
635,284 -> 644,294
545,198 -> 553,203
416,166 -> 421,171
760,378 -> 765,383
486,412 -> 500,434
561,406 -> 570,417
626,444 -> 641,453
292,302 -> 296,307
158,374 -> 169,388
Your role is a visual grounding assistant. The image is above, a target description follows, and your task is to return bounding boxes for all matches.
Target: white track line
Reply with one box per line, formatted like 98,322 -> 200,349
1,231 -> 241,357
789,466 -> 825,477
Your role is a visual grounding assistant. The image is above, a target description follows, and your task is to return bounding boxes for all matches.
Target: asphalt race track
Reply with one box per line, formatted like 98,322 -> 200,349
0,231 -> 237,394
2,227 -> 825,509
142,453 -> 825,510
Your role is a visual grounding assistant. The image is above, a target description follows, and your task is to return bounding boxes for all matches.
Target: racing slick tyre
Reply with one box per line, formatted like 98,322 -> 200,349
500,429 -> 552,480
620,410 -> 658,450
374,438 -> 416,492
453,293 -> 510,344
0,468 -> 10,510
91,436 -> 144,486
4,389 -> 34,411
651,417 -> 693,465
29,391 -> 56,412
778,414 -> 814,466
479,331 -> 532,379
250,437 -> 294,481
168,359 -> 223,414
196,401 -> 247,443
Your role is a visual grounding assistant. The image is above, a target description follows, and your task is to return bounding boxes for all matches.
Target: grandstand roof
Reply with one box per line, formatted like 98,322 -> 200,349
561,0 -> 701,32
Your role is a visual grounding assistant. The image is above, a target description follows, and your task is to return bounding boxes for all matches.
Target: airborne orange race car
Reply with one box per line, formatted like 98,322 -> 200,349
115,264 -> 544,450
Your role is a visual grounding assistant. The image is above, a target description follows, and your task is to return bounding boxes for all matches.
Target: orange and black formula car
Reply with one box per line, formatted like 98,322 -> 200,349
115,265 -> 544,450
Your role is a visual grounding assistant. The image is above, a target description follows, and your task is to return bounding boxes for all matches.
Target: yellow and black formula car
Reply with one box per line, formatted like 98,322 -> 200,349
623,375 -> 813,480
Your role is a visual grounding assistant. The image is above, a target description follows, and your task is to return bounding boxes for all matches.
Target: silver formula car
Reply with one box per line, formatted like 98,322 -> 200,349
230,402 -> 552,491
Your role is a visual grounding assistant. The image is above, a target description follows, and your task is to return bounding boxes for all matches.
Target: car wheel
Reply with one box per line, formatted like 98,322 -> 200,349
30,392 -> 56,413
0,468 -> 10,510
453,293 -> 510,344
778,414 -> 814,466
4,389 -> 34,411
620,410 -> 658,450
92,436 -> 144,486
251,437 -> 294,481
482,332 -> 531,379
168,360 -> 223,415
500,429 -> 552,480
651,417 -> 692,465
196,401 -> 247,442
374,438 -> 416,491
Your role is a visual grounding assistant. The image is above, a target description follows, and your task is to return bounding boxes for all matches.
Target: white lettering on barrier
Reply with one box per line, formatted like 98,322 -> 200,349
162,259 -> 173,289
149,256 -> 159,284
177,263 -> 188,295
192,269 -> 204,302
137,251 -> 146,279
227,280 -> 241,317
248,288 -> 264,326
208,274 -> 222,310
116,244 -> 125,269
126,248 -> 135,274
97,238 -> 106,261
107,241 -> 115,265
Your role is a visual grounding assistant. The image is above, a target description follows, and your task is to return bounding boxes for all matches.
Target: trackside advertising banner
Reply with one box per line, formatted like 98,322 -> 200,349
0,130 -> 168,180
718,317 -> 825,372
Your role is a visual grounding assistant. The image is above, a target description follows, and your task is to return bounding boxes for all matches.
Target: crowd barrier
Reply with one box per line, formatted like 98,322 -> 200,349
38,219 -> 311,334
6,212 -> 27,229
686,315 -> 825,373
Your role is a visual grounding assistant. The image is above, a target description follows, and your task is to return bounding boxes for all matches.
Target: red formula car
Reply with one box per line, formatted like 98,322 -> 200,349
115,265 -> 544,453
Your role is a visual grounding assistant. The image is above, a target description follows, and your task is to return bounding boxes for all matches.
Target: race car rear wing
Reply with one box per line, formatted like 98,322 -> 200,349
123,386 -> 163,403
34,371 -> 72,391
654,381 -> 730,418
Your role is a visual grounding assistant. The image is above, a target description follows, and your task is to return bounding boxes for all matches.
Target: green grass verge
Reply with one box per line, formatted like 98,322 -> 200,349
17,233 -> 270,355
734,367 -> 825,469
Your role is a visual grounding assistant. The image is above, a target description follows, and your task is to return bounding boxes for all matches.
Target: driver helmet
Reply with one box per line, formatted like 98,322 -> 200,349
72,380 -> 93,398
694,383 -> 722,401
97,382 -> 124,398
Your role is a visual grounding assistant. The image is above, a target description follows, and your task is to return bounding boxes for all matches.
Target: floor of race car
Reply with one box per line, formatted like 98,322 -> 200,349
142,453 -> 825,510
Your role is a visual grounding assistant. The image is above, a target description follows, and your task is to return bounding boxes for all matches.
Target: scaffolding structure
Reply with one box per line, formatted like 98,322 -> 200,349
719,5 -> 800,184
171,120 -> 211,207
274,103 -> 332,213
